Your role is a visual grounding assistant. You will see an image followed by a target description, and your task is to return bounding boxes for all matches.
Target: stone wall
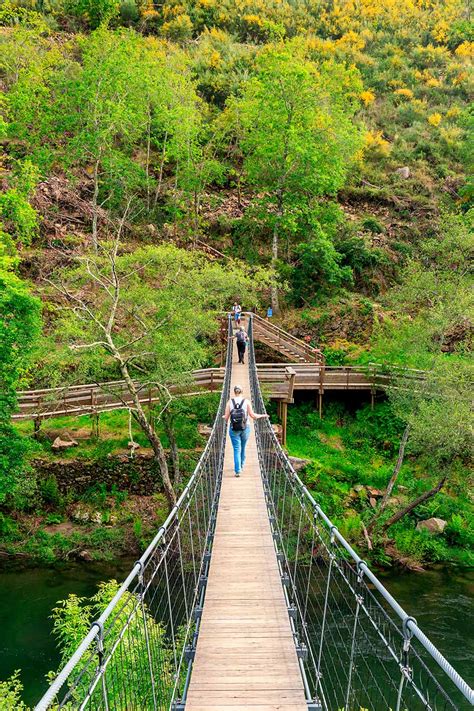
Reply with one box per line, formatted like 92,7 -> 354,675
33,451 -> 200,496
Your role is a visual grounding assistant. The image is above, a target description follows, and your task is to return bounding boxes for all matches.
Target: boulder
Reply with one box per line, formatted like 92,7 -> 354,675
354,484 -> 365,493
367,486 -> 384,497
416,517 -> 447,534
78,550 -> 93,562
395,166 -> 410,179
198,424 -> 213,438
289,456 -> 311,472
272,423 -> 283,442
52,436 -> 78,451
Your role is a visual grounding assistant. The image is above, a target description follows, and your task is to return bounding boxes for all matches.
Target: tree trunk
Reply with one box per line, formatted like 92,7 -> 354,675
368,425 -> 410,533
118,362 -> 176,508
382,476 -> 447,532
162,408 -> 180,487
271,191 -> 283,315
91,156 -> 101,253
154,132 -> 168,206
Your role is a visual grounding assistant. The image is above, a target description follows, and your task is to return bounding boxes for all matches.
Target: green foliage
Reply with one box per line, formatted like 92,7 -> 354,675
51,580 -> 176,705
373,210 -> 474,367
43,243 -> 271,386
0,670 -> 29,711
0,161 -> 39,246
286,400 -> 473,566
64,0 -> 120,29
0,261 -> 42,507
39,475 -> 61,506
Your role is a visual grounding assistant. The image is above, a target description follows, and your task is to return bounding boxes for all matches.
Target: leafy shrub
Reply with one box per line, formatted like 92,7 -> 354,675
393,526 -> 450,563
353,403 -> 405,452
445,513 -> 474,548
119,0 -> 139,24
0,671 -> 28,710
0,512 -> 19,539
39,475 -> 61,506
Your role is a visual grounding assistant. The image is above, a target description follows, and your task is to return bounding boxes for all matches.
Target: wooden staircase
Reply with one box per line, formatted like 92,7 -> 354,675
249,313 -> 324,364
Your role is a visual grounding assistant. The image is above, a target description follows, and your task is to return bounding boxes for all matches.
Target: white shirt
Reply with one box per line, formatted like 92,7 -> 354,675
227,396 -> 250,416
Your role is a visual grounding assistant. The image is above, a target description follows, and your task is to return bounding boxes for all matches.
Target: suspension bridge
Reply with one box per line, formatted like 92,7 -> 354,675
35,316 -> 473,711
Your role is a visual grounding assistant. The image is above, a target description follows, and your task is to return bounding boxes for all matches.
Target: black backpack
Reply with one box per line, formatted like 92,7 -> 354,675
236,331 -> 246,344
230,398 -> 247,431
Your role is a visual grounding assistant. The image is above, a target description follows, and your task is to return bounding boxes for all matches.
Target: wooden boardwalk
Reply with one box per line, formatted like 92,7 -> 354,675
186,342 -> 307,711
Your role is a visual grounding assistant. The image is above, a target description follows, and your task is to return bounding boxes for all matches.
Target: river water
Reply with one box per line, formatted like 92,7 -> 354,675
0,563 -> 472,707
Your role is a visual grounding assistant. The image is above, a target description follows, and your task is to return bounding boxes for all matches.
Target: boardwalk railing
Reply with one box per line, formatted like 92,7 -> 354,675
35,319 -> 233,711
14,369 -> 225,422
248,316 -> 474,711
251,311 -> 325,363
14,364 -> 428,422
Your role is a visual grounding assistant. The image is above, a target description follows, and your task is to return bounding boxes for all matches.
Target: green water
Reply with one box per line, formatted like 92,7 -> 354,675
0,564 -> 472,707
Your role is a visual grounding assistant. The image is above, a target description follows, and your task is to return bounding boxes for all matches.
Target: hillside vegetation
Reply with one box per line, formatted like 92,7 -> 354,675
0,0 -> 472,570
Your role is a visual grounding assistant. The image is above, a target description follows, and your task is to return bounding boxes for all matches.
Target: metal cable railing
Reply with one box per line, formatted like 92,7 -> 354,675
35,317 -> 233,711
247,316 -> 474,711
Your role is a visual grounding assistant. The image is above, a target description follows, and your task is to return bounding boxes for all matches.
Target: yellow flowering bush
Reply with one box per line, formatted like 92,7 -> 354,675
455,42 -> 474,60
428,112 -> 442,126
446,106 -> 461,120
394,87 -> 414,99
364,130 -> 391,157
360,90 -> 376,105
425,76 -> 442,88
161,13 -> 193,40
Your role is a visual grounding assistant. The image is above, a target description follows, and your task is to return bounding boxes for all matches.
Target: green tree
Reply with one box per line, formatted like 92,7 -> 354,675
228,45 -> 363,312
0,228 -> 42,507
45,226 -> 271,506
50,580 -> 175,707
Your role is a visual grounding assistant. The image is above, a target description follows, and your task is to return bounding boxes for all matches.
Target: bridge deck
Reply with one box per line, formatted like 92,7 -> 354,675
186,342 -> 307,711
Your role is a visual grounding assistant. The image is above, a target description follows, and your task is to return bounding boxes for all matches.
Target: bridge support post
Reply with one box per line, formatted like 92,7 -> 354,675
281,401 -> 288,447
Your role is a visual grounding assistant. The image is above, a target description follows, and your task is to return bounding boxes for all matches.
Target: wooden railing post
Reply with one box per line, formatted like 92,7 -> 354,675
281,401 -> 288,446
91,388 -> 100,438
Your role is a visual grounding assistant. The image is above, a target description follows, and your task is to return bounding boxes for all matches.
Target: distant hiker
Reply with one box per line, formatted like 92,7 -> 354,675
266,306 -> 273,319
232,302 -> 242,326
224,385 -> 268,477
235,326 -> 248,364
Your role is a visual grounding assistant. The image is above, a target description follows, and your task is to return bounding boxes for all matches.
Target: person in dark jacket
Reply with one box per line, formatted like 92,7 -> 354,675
235,327 -> 248,364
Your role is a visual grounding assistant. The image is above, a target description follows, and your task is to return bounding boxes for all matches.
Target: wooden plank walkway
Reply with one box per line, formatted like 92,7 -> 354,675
186,341 -> 307,711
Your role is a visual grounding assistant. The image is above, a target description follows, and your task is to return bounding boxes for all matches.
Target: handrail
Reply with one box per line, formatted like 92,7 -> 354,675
13,363 -> 433,422
249,311 -> 324,363
35,317 -> 234,711
247,314 -> 474,708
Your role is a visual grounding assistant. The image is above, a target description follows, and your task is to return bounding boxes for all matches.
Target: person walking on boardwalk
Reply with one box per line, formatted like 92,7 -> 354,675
235,326 -> 248,364
232,301 -> 242,326
224,385 -> 268,477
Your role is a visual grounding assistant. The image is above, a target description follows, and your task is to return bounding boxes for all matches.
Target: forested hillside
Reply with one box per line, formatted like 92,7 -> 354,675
0,0 -> 472,572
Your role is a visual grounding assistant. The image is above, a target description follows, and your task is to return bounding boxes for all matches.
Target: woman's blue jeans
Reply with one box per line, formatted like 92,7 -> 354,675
229,425 -> 251,473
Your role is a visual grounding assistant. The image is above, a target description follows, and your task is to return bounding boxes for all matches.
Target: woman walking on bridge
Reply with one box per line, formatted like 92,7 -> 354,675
224,385 -> 268,477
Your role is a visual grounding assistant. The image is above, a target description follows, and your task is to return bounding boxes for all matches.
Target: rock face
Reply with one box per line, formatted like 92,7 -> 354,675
416,517 -> 447,534
52,436 -> 78,451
